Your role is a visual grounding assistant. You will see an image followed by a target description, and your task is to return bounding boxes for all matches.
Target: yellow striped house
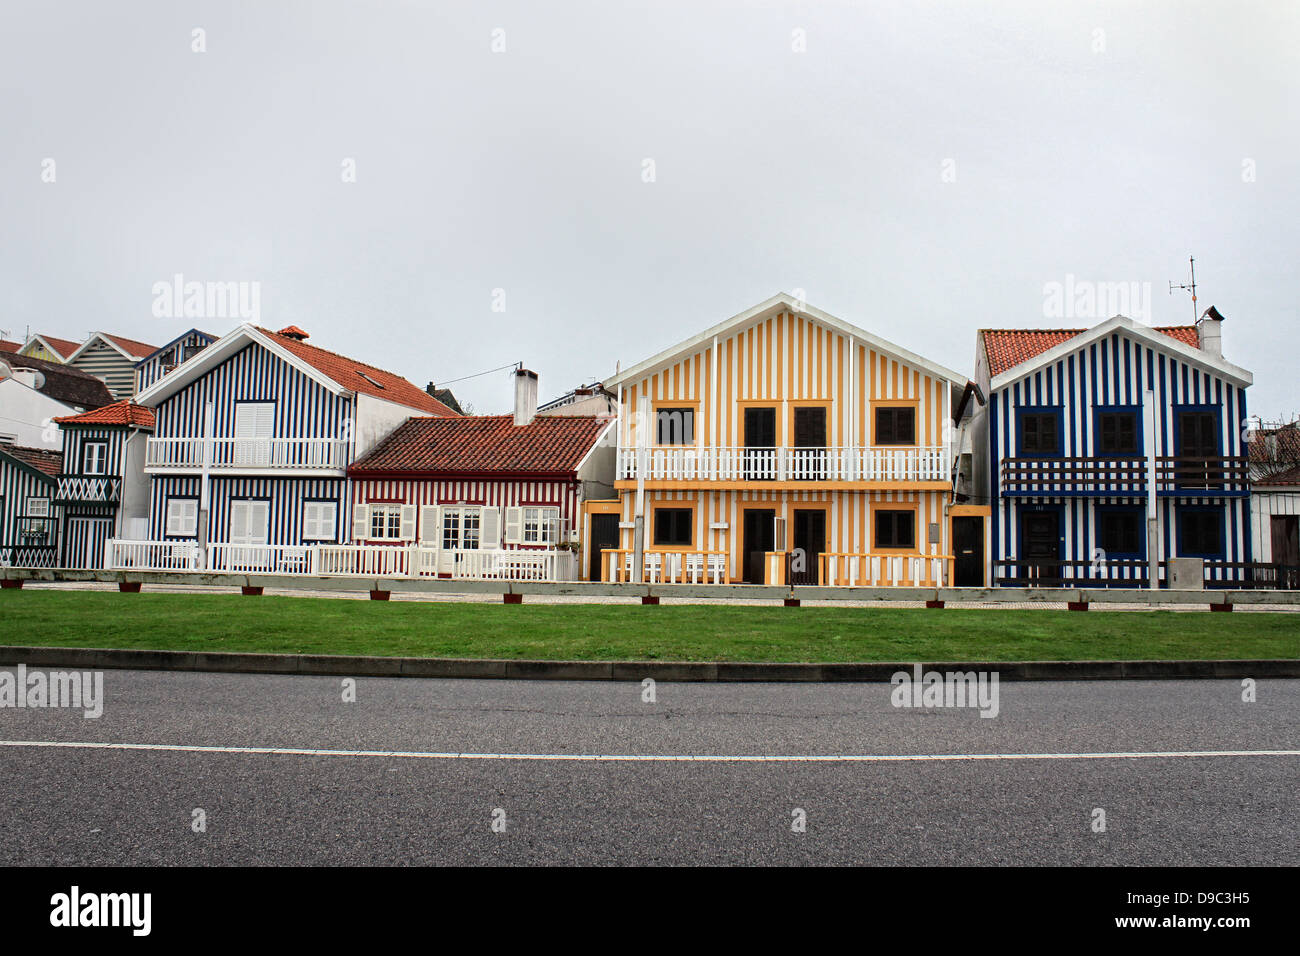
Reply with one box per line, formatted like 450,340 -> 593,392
599,294 -> 971,586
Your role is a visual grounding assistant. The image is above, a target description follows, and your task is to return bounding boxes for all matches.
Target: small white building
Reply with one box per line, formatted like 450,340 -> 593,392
1249,421 -> 1300,583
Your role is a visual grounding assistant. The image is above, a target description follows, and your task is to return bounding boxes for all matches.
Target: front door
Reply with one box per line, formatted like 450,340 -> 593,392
588,512 -> 620,581
229,499 -> 270,570
438,506 -> 481,574
742,508 -> 775,584
1272,515 -> 1300,588
1020,510 -> 1061,585
791,509 -> 826,585
953,515 -> 984,587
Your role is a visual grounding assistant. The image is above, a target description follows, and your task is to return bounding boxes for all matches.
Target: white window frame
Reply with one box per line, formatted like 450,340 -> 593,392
303,501 -> 338,542
520,506 -> 561,545
165,498 -> 198,537
26,497 -> 50,518
369,505 -> 403,540
82,441 -> 108,476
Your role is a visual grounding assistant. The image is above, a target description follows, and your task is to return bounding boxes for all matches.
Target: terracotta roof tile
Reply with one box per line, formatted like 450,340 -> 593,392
0,444 -> 63,478
0,340 -> 20,353
981,326 -> 1199,377
351,415 -> 611,476
30,334 -> 81,360
1250,423 -> 1300,486
54,400 -> 155,429
100,333 -> 159,359
255,327 -> 457,416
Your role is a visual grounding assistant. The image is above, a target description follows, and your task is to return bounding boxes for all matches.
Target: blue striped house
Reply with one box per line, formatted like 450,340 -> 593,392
134,328 -> 218,394
0,444 -> 62,569
122,325 -> 457,572
972,312 -> 1254,587
52,401 -> 155,569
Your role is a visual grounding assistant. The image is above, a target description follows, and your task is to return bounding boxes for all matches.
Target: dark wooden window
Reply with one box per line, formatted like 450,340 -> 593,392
1177,411 -> 1218,458
874,510 -> 915,549
1178,509 -> 1222,556
875,406 -> 915,445
1097,412 -> 1138,455
1099,510 -> 1143,555
653,508 -> 693,547
1020,412 -> 1059,455
793,407 -> 827,447
656,408 -> 694,445
744,407 -> 776,447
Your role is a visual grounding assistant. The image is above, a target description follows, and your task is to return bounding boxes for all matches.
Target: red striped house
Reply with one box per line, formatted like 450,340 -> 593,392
345,370 -> 616,581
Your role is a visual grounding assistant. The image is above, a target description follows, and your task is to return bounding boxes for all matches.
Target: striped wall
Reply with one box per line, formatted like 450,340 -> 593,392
62,514 -> 112,569
153,342 -> 354,449
350,477 -> 582,547
989,329 -> 1251,574
617,310 -> 949,449
148,476 -> 348,544
69,339 -> 138,401
60,426 -> 129,478
136,331 -> 215,393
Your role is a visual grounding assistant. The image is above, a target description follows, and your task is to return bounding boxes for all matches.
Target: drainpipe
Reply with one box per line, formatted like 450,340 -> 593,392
633,395 -> 648,582
1145,389 -> 1158,589
199,401 -> 213,570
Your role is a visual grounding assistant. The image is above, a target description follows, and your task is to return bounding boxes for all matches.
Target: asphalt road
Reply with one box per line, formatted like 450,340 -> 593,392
0,669 -> 1295,865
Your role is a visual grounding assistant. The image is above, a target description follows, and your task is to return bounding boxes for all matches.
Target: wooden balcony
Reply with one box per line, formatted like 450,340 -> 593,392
1000,455 -> 1250,496
54,474 -> 121,505
617,445 -> 949,484
145,437 -> 349,474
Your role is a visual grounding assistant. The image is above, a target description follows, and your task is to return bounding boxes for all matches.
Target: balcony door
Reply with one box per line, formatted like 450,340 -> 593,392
1176,410 -> 1221,488
743,408 -> 776,480
792,407 -> 827,480
234,403 -> 275,467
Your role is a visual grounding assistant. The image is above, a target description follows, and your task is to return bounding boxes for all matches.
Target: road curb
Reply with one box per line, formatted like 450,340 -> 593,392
0,645 -> 1296,681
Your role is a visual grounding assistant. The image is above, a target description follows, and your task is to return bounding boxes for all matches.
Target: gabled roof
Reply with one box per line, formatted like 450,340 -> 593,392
350,414 -> 614,477
23,334 -> 80,361
1250,422 -> 1300,487
0,444 -> 62,482
605,292 -> 966,389
135,324 -> 458,416
982,315 -> 1252,390
67,331 -> 159,363
0,340 -> 20,353
54,400 -> 155,429
134,328 -> 217,367
0,352 -> 115,409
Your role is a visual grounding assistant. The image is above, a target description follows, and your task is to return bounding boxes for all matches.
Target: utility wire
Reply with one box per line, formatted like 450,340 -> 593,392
432,362 -> 521,389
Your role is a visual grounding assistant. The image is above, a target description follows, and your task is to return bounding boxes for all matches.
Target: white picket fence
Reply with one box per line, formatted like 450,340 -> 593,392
105,540 -> 578,582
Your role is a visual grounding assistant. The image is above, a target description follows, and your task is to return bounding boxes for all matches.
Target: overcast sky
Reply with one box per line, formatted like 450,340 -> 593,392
2,1 -> 1296,418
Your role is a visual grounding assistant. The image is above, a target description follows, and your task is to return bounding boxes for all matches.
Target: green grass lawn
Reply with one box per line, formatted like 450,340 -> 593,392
1,590 -> 1297,662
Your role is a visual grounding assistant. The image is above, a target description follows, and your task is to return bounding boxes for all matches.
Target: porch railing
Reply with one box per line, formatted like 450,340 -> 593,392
995,558 -> 1151,588
145,437 -> 349,471
617,445 -> 948,482
601,549 -> 730,584
107,539 -> 204,572
819,553 -> 953,587
0,544 -> 59,569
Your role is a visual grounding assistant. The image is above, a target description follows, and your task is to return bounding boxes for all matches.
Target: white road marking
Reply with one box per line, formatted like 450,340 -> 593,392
1,740 -> 1298,763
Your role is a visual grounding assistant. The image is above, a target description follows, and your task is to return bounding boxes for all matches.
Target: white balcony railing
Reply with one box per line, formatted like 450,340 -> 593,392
207,543 -> 315,575
108,539 -> 204,572
145,437 -> 349,471
616,445 -> 948,482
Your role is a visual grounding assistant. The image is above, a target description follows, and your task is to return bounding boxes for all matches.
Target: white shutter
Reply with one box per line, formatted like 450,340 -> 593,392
399,505 -> 416,541
230,500 -> 249,544
235,403 -> 275,438
481,507 -> 501,549
503,507 -> 522,545
352,504 -> 369,542
303,504 -> 318,540
419,506 -> 441,545
166,501 -> 181,536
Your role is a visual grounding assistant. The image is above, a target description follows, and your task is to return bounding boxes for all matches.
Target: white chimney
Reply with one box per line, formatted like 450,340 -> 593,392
11,368 -> 44,389
514,368 -> 538,426
1197,305 -> 1225,358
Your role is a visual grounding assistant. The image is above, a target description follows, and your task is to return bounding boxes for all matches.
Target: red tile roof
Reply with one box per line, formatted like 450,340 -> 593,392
54,400 -> 155,429
0,444 -> 62,478
30,334 -> 81,360
255,327 -> 457,416
1250,423 -> 1300,486
101,333 -> 158,359
351,415 -> 611,477
982,327 -> 1199,377
0,340 -> 20,353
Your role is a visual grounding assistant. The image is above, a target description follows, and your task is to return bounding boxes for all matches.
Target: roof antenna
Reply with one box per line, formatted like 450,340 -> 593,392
1168,255 -> 1198,325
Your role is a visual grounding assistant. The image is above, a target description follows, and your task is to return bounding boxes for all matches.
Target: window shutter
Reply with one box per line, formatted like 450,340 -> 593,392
419,506 -> 441,545
400,505 -> 416,541
352,504 -> 369,542
166,502 -> 179,536
184,500 -> 198,535
481,507 -> 501,549
504,507 -> 522,545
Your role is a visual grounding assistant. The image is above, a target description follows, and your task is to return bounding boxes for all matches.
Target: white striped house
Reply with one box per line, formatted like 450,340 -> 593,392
973,312 -> 1255,587
66,333 -> 158,401
0,444 -> 62,569
134,329 -> 218,394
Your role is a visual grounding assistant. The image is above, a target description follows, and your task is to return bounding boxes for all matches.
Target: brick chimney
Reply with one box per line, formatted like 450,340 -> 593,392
1197,306 -> 1224,358
514,368 -> 538,426
277,326 -> 309,341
